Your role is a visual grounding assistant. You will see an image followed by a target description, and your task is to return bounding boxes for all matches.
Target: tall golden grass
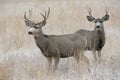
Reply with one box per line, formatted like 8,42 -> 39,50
0,0 -> 120,80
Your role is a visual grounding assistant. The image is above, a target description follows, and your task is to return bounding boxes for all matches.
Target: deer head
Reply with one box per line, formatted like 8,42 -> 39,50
87,8 -> 109,29
24,8 -> 50,36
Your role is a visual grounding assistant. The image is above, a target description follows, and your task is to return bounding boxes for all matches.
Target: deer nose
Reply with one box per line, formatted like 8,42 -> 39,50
96,26 -> 100,28
28,31 -> 33,35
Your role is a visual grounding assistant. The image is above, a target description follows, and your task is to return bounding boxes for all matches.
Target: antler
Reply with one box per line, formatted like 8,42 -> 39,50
40,8 -> 50,22
87,8 -> 95,22
40,11 -> 46,21
29,9 -> 32,17
24,12 -> 28,20
24,8 -> 50,27
101,9 -> 109,21
24,12 -> 35,27
46,8 -> 50,19
88,8 -> 93,17
105,10 -> 108,15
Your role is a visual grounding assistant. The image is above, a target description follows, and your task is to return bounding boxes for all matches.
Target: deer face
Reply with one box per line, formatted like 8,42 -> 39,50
27,21 -> 46,35
28,24 -> 42,35
87,8 -> 109,29
94,19 -> 103,28
24,8 -> 50,36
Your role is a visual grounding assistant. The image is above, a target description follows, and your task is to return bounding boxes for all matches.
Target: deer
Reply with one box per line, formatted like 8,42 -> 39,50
76,8 -> 109,63
24,8 -> 89,71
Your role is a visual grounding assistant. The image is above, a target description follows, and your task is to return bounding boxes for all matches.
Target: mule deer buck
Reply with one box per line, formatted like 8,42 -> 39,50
24,8 -> 89,71
76,8 -> 109,62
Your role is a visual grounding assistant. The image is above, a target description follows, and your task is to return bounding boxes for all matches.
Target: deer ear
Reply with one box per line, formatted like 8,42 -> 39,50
87,16 -> 95,22
24,19 -> 35,27
41,21 -> 46,26
37,21 -> 46,27
102,15 -> 109,21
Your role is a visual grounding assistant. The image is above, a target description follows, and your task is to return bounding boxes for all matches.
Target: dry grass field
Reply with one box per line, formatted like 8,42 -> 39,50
0,0 -> 120,80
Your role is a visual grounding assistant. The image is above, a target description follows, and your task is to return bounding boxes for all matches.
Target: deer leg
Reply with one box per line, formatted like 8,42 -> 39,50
92,50 -> 97,62
98,50 -> 101,63
74,51 -> 81,72
47,57 -> 52,71
53,57 -> 60,71
80,52 -> 91,72
81,54 -> 89,65
74,52 -> 80,64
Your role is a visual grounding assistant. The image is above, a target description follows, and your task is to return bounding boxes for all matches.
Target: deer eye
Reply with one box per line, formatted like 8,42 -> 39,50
94,21 -> 97,23
100,20 -> 103,23
35,27 -> 38,29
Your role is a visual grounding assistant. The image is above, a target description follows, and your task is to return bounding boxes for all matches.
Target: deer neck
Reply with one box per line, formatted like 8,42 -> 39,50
94,26 -> 105,36
34,29 -> 46,39
34,29 -> 48,53
93,26 -> 105,50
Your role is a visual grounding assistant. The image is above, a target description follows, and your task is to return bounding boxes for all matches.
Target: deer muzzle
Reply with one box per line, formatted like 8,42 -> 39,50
28,31 -> 33,35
